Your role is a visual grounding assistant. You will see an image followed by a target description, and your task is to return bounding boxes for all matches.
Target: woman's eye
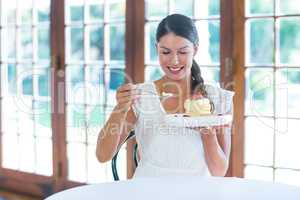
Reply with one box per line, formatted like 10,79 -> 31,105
179,51 -> 188,54
162,52 -> 170,55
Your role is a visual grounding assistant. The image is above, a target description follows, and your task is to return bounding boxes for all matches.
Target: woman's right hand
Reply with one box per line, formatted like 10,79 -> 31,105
115,83 -> 140,114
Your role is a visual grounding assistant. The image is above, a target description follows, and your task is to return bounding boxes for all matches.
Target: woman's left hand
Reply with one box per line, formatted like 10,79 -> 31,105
191,124 -> 230,136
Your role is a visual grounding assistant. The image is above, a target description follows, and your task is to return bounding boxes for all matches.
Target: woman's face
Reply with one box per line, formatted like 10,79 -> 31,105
157,33 -> 197,81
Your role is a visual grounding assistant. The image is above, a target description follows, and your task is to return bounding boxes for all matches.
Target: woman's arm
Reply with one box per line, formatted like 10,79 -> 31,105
96,83 -> 138,163
96,107 -> 136,163
200,126 -> 231,176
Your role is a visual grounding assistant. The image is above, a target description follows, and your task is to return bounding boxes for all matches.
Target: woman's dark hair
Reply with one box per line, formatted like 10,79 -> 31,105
156,14 -> 208,98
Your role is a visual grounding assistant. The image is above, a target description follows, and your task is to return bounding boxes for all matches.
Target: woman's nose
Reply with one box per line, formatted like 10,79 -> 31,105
170,54 -> 179,65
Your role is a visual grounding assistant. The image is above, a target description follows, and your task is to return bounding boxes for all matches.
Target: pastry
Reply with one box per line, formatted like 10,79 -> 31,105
184,98 -> 212,116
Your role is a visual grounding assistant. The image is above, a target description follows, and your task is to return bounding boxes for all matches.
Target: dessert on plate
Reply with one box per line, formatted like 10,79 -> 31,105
183,98 -> 212,117
166,98 -> 231,127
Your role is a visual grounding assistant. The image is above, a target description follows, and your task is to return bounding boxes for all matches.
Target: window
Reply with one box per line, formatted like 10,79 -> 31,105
0,0 -> 128,196
242,0 -> 300,186
64,0 -> 127,183
0,0 -> 52,176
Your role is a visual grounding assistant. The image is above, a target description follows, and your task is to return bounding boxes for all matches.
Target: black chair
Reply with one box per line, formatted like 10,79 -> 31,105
111,130 -> 139,181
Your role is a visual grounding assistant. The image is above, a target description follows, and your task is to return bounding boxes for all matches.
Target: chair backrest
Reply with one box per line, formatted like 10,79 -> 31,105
111,131 -> 138,181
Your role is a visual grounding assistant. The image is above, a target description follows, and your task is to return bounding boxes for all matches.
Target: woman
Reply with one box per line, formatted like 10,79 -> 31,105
96,14 -> 234,178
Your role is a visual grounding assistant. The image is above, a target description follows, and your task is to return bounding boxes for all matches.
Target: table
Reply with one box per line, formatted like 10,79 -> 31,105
46,176 -> 300,200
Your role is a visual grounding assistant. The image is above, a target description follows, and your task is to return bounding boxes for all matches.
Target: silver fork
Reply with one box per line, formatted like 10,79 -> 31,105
139,90 -> 176,99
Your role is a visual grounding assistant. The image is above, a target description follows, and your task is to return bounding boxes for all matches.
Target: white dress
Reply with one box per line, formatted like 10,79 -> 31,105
132,82 -> 234,178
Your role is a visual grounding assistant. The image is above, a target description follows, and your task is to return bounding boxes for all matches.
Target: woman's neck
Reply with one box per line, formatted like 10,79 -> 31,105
161,76 -> 192,97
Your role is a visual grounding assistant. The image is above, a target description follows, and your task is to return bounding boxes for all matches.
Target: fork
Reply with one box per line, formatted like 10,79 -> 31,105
139,90 -> 176,99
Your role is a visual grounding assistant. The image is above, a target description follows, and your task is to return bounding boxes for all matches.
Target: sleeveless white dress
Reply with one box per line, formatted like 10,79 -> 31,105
132,82 -> 234,178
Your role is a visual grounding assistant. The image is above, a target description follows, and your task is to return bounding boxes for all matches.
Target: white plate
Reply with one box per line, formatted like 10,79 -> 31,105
164,114 -> 233,128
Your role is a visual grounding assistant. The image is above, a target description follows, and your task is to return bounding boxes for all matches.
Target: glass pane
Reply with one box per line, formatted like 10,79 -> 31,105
88,3 -> 104,22
18,111 -> 34,137
1,28 -> 16,60
244,165 -> 273,182
20,65 -> 33,96
245,117 -> 274,166
195,20 -> 220,65
145,22 -> 159,64
37,0 -> 50,22
86,105 -> 105,144
194,0 -> 220,18
67,27 -> 84,61
37,68 -> 50,97
279,0 -> 300,15
245,68 -> 274,116
146,0 -> 168,19
69,4 -> 84,22
275,119 -> 300,169
1,97 -> 18,133
36,137 -> 53,176
145,66 -> 164,81
106,68 -> 125,107
19,135 -> 35,173
34,101 -> 52,138
86,66 -> 105,105
110,24 -> 125,61
38,27 -> 50,60
20,0 -> 33,24
173,0 -> 194,17
20,27 -> 33,60
1,0 -> 17,24
7,64 -> 17,95
109,0 -> 125,21
246,19 -> 274,65
2,133 -> 19,170
279,17 -> 300,65
276,68 -> 300,118
275,169 -> 300,187
66,65 -> 84,103
200,67 -> 220,86
246,0 -> 274,16
87,144 -> 104,183
67,143 -> 87,182
88,25 -> 104,61
107,68 -> 125,89
67,104 -> 86,143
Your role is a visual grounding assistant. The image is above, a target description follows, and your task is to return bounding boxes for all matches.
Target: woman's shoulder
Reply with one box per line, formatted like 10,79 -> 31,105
205,84 -> 234,98
205,84 -> 234,114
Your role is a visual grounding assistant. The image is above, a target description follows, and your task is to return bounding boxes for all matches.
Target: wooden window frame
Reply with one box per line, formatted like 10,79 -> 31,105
228,0 -> 245,177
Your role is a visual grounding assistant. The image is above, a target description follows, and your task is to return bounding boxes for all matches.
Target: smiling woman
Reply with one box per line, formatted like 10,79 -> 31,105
96,14 -> 234,178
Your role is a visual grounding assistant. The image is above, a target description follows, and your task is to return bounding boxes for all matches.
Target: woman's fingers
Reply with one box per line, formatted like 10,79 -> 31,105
115,83 -> 141,113
116,89 -> 140,99
191,124 -> 229,130
190,124 -> 230,135
117,95 -> 140,104
194,127 -> 215,135
117,83 -> 138,93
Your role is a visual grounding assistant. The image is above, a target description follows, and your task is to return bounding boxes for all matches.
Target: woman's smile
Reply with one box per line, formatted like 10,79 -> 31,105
167,66 -> 185,74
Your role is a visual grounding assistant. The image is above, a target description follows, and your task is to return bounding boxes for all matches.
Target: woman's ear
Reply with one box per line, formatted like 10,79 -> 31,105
193,44 -> 198,56
155,43 -> 158,52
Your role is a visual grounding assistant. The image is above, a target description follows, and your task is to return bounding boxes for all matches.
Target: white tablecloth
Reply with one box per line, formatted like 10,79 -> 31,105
46,176 -> 300,200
